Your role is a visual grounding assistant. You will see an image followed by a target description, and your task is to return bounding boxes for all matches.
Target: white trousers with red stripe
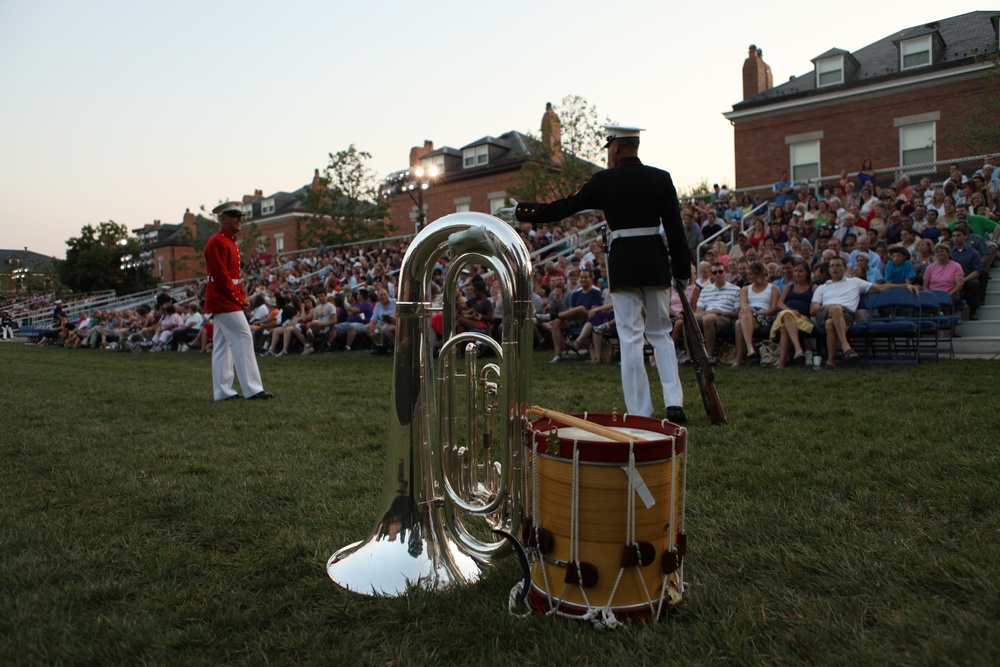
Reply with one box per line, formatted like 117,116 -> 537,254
610,287 -> 683,417
211,310 -> 265,400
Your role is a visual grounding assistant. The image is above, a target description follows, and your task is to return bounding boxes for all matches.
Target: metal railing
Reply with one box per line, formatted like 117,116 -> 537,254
275,233 -> 414,262
695,202 -> 768,261
728,154 -> 996,203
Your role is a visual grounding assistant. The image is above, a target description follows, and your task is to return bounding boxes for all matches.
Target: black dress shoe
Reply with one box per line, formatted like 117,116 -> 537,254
221,394 -> 243,401
248,391 -> 275,400
666,406 -> 687,424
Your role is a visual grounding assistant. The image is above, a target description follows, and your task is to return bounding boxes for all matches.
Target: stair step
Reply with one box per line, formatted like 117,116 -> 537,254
953,336 -> 1000,355
975,304 -> 1000,318
955,320 -> 1000,337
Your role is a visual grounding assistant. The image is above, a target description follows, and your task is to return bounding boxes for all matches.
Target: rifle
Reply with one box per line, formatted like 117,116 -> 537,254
676,282 -> 728,425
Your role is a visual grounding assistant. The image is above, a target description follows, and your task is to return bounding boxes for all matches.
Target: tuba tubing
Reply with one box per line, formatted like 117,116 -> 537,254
327,213 -> 534,596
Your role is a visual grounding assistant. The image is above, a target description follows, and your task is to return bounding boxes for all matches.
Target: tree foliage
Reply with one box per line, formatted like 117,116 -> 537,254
677,178 -> 712,199
954,51 -> 1000,155
299,145 -> 392,248
57,221 -> 156,295
507,95 -> 612,206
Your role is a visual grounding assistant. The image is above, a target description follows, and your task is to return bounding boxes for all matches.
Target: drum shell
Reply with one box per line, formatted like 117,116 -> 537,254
527,414 -> 686,620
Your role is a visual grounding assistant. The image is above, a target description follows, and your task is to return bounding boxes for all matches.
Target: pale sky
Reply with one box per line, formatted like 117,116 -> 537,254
0,0 -> 988,258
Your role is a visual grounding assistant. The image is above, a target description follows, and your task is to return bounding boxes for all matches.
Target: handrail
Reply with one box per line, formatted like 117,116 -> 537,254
694,202 -> 768,261
727,153 -> 996,199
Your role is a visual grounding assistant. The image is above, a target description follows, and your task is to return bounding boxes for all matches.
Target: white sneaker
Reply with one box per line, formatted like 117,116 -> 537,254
301,345 -> 314,356
549,355 -> 563,364
275,350 -> 287,357
178,344 -> 189,352
594,322 -> 610,334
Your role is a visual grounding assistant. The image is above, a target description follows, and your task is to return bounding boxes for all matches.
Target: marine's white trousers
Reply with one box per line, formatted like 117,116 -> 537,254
610,287 -> 683,417
212,310 -> 265,400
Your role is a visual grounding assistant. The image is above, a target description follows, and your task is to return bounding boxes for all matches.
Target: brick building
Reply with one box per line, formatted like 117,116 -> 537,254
132,209 -> 215,283
382,103 -> 568,236
724,11 -> 1000,189
132,171 -> 325,281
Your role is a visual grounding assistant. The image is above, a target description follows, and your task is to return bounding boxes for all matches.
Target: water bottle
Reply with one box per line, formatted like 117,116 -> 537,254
804,350 -> 812,367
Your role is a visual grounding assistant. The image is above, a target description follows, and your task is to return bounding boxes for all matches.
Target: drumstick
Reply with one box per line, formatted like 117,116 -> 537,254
529,405 -> 649,442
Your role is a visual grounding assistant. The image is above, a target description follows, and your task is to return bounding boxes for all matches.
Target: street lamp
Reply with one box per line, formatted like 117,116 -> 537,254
12,267 -> 29,293
380,164 -> 439,234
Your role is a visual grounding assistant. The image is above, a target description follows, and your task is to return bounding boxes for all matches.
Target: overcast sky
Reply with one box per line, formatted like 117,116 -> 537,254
0,0 -> 988,258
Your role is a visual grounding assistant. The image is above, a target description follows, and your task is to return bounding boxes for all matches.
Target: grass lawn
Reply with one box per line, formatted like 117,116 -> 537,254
1,342 -> 998,666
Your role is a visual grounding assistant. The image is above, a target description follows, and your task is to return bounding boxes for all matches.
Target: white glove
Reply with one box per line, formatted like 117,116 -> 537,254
496,198 -> 519,223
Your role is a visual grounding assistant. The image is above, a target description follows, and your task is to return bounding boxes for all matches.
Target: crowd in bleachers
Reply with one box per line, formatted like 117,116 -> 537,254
10,157 -> 998,368
683,157 -> 999,367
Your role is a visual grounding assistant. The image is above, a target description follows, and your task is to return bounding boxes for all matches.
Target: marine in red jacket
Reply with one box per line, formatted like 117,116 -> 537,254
204,222 -> 248,314
205,202 -> 273,401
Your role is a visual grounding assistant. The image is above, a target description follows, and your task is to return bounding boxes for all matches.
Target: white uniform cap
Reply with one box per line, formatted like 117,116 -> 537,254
603,125 -> 645,148
212,201 -> 244,217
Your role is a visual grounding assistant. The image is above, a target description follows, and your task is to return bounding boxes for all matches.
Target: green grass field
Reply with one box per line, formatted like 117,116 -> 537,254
1,343 -> 998,666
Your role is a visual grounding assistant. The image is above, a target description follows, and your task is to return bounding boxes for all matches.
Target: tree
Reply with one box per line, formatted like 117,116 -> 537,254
299,145 -> 392,247
955,51 -> 1000,155
57,221 -> 156,295
507,95 -> 613,207
677,178 -> 712,199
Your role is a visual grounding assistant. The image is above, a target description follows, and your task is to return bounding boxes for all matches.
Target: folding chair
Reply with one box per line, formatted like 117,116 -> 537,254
864,291 -> 921,364
930,290 -> 961,358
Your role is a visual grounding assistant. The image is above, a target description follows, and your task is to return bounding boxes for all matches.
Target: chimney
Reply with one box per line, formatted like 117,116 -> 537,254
312,168 -> 324,189
153,219 -> 160,227
183,208 -> 197,239
742,44 -> 773,99
409,140 -> 434,169
541,102 -> 563,163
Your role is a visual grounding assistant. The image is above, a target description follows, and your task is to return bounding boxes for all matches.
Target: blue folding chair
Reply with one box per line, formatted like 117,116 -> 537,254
930,290 -> 961,357
864,290 -> 921,364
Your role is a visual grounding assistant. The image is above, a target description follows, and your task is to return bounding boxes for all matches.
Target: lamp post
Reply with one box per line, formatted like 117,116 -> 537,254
380,165 -> 439,235
12,267 -> 29,293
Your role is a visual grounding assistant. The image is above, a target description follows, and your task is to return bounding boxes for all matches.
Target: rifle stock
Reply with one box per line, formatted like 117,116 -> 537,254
676,282 -> 728,425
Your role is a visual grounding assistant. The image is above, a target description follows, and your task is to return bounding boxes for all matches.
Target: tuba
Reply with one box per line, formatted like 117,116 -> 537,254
328,212 -> 534,595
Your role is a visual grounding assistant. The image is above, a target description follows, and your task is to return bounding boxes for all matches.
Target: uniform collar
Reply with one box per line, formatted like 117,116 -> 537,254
220,228 -> 237,242
617,156 -> 643,167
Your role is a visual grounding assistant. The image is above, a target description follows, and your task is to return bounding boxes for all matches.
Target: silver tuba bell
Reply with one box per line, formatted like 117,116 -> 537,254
328,212 -> 534,595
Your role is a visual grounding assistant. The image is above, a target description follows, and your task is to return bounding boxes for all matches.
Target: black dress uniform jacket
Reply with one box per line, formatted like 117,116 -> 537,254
515,157 -> 691,290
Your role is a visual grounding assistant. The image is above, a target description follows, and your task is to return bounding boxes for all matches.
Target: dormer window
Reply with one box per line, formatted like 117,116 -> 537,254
815,56 -> 844,87
241,203 -> 254,219
900,35 -> 932,70
421,154 -> 444,174
463,145 -> 488,168
261,198 -> 275,216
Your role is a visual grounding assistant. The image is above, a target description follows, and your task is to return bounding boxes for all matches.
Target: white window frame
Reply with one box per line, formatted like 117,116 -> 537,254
898,121 -> 936,167
421,154 -> 445,173
789,139 -> 821,182
157,258 -> 163,278
900,35 -> 932,70
261,198 -> 276,216
463,145 -> 489,169
274,233 -> 284,254
241,203 -> 253,219
488,192 -> 507,216
454,196 -> 471,213
815,56 -> 844,87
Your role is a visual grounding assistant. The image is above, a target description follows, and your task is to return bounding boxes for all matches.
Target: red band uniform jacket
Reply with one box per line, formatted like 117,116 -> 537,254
204,229 -> 248,314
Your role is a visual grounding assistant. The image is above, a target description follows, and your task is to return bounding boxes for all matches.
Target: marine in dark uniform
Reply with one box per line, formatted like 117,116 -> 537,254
502,126 -> 691,422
